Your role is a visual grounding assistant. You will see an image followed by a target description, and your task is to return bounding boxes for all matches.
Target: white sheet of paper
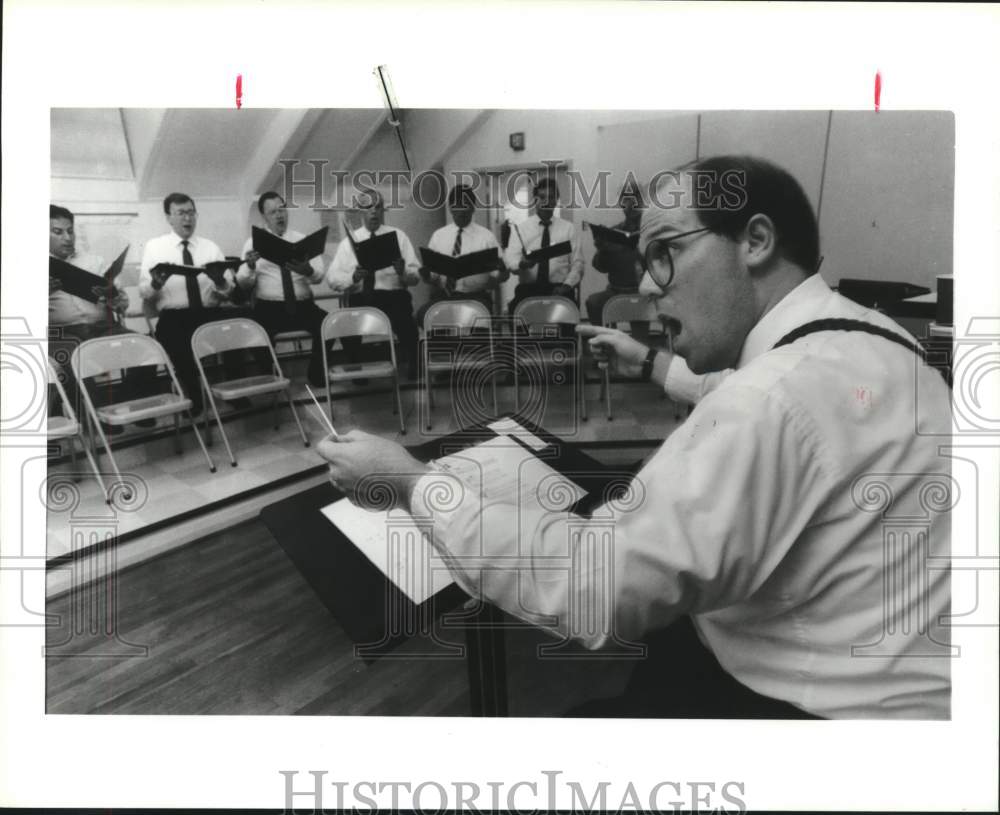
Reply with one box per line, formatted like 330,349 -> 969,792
320,437 -> 585,604
486,417 -> 548,451
320,501 -> 454,605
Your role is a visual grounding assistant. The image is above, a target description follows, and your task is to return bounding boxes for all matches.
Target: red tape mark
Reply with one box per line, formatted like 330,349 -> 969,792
236,74 -> 243,109
874,71 -> 881,112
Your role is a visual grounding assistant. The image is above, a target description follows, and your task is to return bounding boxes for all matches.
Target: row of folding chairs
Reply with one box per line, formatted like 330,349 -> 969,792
53,294 -> 664,503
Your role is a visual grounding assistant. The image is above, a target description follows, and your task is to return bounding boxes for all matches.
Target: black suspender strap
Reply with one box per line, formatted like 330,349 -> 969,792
772,318 -> 951,387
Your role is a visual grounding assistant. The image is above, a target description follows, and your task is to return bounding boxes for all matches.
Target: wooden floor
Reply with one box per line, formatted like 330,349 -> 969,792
45,517 -> 634,716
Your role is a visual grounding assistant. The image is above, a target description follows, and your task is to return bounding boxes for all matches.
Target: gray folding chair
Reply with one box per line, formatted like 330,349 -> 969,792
600,294 -> 679,421
422,299 -> 498,430
192,318 -> 309,467
71,334 -> 216,496
320,307 -> 405,434
512,296 -> 587,421
47,358 -> 109,502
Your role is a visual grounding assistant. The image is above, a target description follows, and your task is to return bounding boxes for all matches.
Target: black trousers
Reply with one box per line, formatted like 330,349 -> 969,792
344,289 -> 418,373
154,307 -> 251,407
252,299 -> 327,383
565,616 -> 821,719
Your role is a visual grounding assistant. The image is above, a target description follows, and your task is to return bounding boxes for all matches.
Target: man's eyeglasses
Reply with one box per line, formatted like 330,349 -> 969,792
643,227 -> 713,291
173,209 -> 197,219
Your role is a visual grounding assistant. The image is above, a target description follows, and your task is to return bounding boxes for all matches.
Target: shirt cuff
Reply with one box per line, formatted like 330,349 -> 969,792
663,353 -> 703,405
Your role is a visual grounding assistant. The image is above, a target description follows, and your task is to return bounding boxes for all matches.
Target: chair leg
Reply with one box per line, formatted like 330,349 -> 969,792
173,414 -> 183,455
578,351 -> 588,422
605,368 -> 613,421
205,389 -> 236,467
284,388 -> 310,447
68,435 -> 79,481
394,374 -> 406,435
75,433 -> 109,503
185,410 -> 217,473
199,378 -> 213,446
90,417 -> 128,502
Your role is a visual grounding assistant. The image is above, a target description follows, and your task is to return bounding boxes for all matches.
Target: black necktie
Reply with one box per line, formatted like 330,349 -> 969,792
280,262 -> 297,315
182,240 -> 203,310
452,227 -> 463,256
362,230 -> 376,294
537,220 -> 551,288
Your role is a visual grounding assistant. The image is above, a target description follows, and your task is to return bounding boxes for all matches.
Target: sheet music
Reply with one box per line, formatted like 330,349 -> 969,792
320,436 -> 585,604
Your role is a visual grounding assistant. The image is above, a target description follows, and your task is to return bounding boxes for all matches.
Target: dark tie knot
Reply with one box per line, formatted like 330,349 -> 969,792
540,220 -> 551,228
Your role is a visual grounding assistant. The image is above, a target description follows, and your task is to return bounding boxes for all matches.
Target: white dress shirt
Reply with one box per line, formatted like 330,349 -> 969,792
411,273 -> 952,719
425,222 -> 500,294
326,225 -> 420,293
502,213 -> 585,288
49,250 -> 117,326
138,232 -> 232,310
236,228 -> 325,301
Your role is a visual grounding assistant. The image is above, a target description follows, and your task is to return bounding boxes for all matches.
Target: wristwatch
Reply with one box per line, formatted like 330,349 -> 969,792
640,347 -> 658,382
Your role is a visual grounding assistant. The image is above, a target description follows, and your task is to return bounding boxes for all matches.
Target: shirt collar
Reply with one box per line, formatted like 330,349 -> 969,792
172,232 -> 197,246
737,274 -> 837,368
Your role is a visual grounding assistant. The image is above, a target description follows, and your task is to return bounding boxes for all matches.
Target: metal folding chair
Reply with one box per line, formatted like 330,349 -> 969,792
71,334 -> 216,496
320,307 -> 405,434
422,299 -> 498,430
599,294 -> 679,421
47,358 -> 109,502
512,296 -> 588,421
191,318 -> 309,467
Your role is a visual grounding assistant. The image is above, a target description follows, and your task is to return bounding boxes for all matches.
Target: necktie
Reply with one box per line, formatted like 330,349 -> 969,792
280,262 -> 297,315
537,220 -> 551,288
182,240 -> 203,310
362,230 -> 376,294
447,227 -> 463,293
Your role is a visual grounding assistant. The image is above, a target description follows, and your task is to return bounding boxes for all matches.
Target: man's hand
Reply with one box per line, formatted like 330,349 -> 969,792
418,266 -> 432,283
244,250 -> 261,271
577,324 -> 659,379
352,266 -> 369,284
49,276 -> 62,295
552,283 -> 575,299
285,259 -> 313,277
150,266 -> 168,290
518,259 -> 534,272
110,288 -> 130,315
316,430 -> 431,510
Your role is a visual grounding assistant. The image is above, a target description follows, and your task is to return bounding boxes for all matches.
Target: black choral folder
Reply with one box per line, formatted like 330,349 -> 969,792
49,246 -> 130,303
525,240 -> 572,265
252,226 -> 328,266
586,222 -> 640,249
259,414 -> 636,654
150,258 -> 242,287
348,230 -> 402,271
420,246 -> 499,280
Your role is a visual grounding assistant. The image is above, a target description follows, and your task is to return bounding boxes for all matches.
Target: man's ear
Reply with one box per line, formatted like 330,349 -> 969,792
743,213 -> 778,271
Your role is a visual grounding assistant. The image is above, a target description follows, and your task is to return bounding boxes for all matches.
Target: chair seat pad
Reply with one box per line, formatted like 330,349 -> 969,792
96,393 -> 191,424
326,361 -> 396,381
48,416 -> 79,438
211,375 -> 289,399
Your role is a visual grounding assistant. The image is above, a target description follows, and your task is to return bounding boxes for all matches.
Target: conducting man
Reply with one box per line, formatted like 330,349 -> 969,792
316,156 -> 952,719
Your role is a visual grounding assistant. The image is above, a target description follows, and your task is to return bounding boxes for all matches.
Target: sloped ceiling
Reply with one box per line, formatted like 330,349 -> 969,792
51,109 -> 134,179
139,108 -> 282,199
